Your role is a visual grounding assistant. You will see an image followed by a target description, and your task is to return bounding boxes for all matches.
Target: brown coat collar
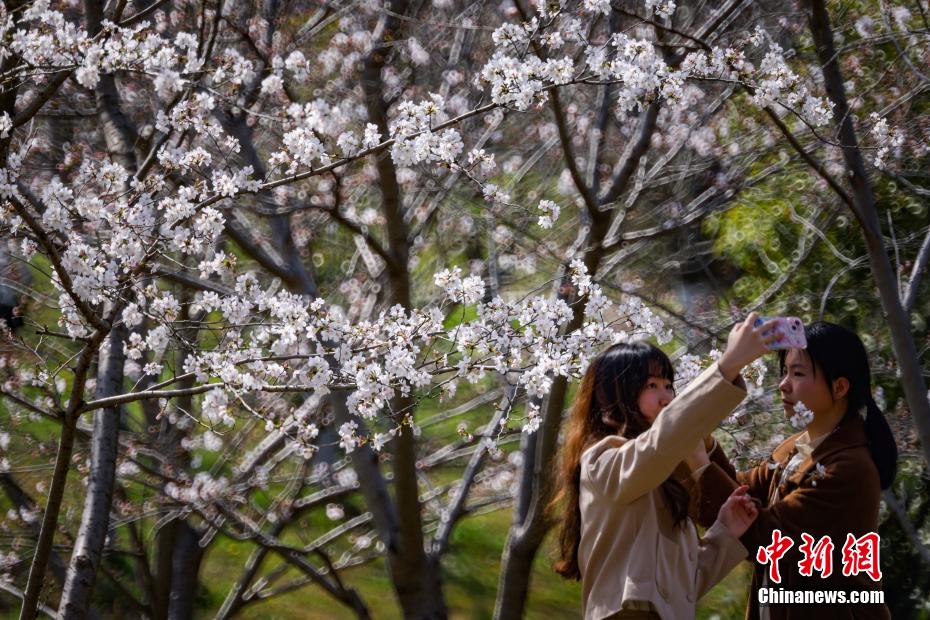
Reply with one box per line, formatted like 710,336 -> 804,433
769,414 -> 868,489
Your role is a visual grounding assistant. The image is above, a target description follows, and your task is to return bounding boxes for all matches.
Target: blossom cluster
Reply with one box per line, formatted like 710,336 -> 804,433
475,15 -> 834,127
165,471 -> 231,506
2,0 -> 910,552
789,401 -> 815,429
869,113 -> 905,169
10,0 -> 202,95
67,257 -> 667,453
388,95 -> 464,166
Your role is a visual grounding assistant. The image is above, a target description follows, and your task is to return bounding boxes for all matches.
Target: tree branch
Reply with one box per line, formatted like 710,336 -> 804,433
11,71 -> 71,128
903,226 -> 930,313
117,0 -> 171,27
8,195 -> 110,333
761,106 -> 856,210
0,582 -> 57,619
431,385 -> 516,557
213,502 -> 371,618
224,211 -> 295,284
882,489 -> 930,567
151,265 -> 235,295
599,102 -> 660,206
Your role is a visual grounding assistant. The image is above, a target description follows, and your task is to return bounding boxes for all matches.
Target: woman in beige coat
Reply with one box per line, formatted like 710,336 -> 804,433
554,314 -> 781,620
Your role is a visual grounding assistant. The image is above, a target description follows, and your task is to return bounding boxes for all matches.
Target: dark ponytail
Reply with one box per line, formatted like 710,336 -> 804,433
780,322 -> 898,489
862,394 -> 897,489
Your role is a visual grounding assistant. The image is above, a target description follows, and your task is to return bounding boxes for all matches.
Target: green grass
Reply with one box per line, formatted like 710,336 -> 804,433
697,562 -> 753,619
193,507 -> 755,619
196,508 -> 582,619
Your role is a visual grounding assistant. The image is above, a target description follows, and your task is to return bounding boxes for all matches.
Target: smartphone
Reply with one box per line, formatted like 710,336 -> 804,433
753,316 -> 807,349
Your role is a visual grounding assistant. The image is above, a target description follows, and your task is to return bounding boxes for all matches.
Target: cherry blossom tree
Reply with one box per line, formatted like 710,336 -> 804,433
0,0 -> 927,617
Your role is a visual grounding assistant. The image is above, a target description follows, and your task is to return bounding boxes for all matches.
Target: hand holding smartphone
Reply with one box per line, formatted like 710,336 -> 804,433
753,316 -> 806,349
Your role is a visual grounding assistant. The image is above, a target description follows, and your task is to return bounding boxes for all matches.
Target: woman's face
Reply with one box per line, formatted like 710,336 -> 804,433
778,348 -> 835,418
637,375 -> 674,423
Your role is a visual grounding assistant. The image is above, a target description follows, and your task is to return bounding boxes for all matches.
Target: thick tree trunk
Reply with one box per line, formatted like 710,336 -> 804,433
54,0 -> 138,606
150,518 -> 205,620
805,0 -> 930,465
354,1 -> 447,617
21,337 -> 106,619
494,374 -> 572,620
385,418 -> 446,619
494,304 -> 583,620
152,519 -> 176,620
58,328 -> 126,618
166,521 -> 205,620
85,0 -> 138,169
151,317 -> 205,620
0,0 -> 23,167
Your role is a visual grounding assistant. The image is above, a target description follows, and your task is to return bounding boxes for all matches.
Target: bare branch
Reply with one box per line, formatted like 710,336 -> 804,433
599,102 -> 660,207
904,226 -> 930,313
0,582 -> 58,619
431,385 -> 517,557
224,211 -> 295,283
761,107 -> 856,210
11,71 -> 71,128
118,0 -> 171,28
152,266 -> 236,296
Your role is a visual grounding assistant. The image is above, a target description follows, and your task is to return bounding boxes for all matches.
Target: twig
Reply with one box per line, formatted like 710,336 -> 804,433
903,226 -> 930,313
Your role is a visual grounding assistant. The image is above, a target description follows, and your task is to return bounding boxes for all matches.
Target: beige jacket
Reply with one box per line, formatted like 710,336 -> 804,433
578,363 -> 750,620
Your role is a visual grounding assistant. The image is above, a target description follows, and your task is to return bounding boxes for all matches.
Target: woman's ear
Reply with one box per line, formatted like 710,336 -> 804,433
832,377 -> 850,400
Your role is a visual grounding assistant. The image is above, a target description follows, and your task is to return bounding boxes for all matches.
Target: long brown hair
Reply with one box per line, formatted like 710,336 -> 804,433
552,342 -> 690,581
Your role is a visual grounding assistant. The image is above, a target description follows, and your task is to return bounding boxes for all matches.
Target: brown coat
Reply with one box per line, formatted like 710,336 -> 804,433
694,414 -> 890,619
578,363 -> 750,620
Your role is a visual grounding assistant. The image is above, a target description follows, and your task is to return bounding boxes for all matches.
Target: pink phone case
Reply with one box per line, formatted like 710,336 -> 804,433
754,316 -> 807,349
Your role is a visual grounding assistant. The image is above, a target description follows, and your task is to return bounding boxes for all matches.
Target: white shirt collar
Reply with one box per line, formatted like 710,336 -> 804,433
795,430 -> 829,460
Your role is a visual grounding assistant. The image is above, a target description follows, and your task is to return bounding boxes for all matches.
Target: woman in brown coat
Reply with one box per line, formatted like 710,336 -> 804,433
553,314 -> 781,619
689,322 -> 896,619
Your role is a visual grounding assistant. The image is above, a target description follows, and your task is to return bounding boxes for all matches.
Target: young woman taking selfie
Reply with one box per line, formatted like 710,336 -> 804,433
553,314 -> 783,619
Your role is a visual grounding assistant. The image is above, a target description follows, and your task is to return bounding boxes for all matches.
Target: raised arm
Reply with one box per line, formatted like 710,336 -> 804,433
584,363 -> 747,504
584,314 -> 783,504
